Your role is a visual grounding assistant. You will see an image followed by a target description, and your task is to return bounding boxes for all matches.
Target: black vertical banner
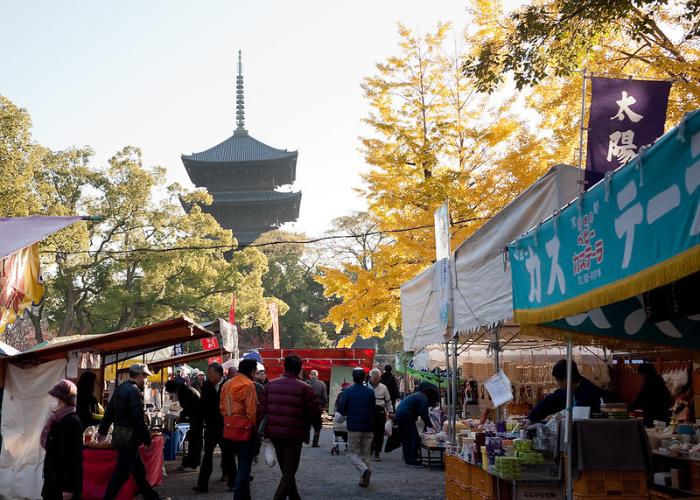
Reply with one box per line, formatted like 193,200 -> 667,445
586,77 -> 671,187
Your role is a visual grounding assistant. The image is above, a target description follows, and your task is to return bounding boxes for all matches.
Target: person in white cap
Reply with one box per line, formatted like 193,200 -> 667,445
98,363 -> 161,500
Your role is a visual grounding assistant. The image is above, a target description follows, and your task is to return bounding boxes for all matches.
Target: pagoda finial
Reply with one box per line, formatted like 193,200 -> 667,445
235,50 -> 246,133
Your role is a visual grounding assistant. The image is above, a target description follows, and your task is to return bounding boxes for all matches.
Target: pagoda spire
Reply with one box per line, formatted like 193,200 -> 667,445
235,50 -> 246,134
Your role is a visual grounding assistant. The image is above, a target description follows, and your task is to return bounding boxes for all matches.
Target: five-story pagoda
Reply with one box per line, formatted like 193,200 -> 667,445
181,51 -> 301,245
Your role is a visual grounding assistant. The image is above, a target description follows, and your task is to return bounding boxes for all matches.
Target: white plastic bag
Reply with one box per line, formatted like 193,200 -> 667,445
384,420 -> 393,437
333,412 -> 346,424
263,439 -> 276,467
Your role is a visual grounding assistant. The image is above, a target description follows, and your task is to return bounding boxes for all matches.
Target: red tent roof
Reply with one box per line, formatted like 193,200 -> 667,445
258,348 -> 375,382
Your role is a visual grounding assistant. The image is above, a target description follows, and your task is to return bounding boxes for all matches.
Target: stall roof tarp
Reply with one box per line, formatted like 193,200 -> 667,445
10,316 -> 214,363
257,348 -> 375,382
0,341 -> 20,357
102,319 -> 234,366
509,109 -> 700,349
0,216 -> 83,260
400,164 -> 580,350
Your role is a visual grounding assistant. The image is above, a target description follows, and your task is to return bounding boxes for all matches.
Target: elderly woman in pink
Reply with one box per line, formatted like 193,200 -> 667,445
41,379 -> 83,500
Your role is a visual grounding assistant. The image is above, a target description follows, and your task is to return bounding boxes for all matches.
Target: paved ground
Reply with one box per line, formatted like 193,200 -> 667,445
157,425 -> 445,499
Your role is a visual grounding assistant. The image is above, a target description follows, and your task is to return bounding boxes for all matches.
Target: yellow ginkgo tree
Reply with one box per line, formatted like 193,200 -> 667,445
316,23 -> 551,347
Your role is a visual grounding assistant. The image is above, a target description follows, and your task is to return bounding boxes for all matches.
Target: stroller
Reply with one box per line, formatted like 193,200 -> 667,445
331,412 -> 348,455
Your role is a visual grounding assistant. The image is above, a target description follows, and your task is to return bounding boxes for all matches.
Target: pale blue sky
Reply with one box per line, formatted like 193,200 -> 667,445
2,1 -> 473,235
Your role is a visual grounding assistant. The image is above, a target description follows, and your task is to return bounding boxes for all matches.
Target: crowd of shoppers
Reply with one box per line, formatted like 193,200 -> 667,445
41,357 -> 435,499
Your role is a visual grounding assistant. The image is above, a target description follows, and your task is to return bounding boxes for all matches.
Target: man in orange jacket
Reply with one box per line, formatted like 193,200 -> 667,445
220,359 -> 258,500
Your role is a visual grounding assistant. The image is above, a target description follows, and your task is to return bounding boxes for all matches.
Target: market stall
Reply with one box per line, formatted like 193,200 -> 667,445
401,165 -> 581,439
505,109 -> 700,499
0,316 -> 214,499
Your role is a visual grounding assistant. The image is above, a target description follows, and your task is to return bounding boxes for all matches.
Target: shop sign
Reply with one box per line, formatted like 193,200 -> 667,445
509,109 -> 700,342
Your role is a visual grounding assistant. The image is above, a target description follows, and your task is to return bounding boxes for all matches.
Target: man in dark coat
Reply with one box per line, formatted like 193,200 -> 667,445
380,365 -> 400,407
98,364 -> 160,500
305,369 -> 327,447
337,368 -> 376,488
165,379 -> 203,471
259,355 -> 322,500
195,362 -> 230,493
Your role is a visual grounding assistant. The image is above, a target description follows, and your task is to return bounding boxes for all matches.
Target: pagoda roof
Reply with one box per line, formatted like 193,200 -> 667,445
182,130 -> 297,164
211,190 -> 301,204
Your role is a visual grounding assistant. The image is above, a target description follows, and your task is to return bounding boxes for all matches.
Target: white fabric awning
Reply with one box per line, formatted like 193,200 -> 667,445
400,263 -> 447,351
0,216 -> 83,259
453,164 -> 580,334
401,165 -> 581,350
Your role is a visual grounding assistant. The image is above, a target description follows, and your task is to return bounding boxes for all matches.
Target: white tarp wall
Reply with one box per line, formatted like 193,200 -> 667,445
401,263 -> 449,351
453,164 -> 580,334
0,359 -> 67,499
401,165 -> 580,350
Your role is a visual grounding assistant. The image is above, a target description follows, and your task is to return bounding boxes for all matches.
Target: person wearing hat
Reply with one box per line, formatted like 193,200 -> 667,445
41,379 -> 83,500
98,363 -> 161,500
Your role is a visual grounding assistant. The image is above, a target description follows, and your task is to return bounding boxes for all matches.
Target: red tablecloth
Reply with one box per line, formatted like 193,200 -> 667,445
82,435 -> 164,500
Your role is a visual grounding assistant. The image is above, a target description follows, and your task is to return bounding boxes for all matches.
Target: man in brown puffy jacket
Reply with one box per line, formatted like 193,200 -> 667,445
259,355 -> 322,500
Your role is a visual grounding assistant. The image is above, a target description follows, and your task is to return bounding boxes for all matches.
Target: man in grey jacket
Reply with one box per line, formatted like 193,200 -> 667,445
306,370 -> 327,447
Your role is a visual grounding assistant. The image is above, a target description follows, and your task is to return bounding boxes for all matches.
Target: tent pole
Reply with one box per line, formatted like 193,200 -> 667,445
577,68 -> 587,191
565,338 -> 574,500
444,342 -> 452,441
451,337 -> 458,441
494,339 -> 501,421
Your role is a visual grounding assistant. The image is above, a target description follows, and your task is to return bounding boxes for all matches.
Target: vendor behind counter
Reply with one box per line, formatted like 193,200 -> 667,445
528,360 -> 604,423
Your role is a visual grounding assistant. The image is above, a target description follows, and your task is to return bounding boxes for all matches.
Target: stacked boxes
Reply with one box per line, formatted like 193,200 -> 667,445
445,455 -> 512,500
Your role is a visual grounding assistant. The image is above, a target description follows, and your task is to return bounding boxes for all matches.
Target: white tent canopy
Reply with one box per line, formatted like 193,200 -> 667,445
401,165 -> 580,350
0,216 -> 83,260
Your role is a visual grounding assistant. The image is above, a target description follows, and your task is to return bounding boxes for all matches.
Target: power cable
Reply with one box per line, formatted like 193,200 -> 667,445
39,216 -> 490,256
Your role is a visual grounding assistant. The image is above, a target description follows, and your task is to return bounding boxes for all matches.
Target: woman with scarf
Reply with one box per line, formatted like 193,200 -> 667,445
41,379 -> 83,500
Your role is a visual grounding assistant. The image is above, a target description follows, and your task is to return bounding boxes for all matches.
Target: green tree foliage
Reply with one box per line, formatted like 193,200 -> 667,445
256,230 -> 334,348
464,0 -> 700,92
0,96 -> 43,216
0,95 -> 275,344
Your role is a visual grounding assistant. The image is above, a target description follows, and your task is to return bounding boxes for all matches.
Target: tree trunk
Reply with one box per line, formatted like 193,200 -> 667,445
59,277 -> 76,336
27,304 -> 44,345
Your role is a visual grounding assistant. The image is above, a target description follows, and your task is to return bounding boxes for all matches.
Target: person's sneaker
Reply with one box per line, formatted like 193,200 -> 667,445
180,466 -> 198,473
359,468 -> 372,487
192,486 -> 207,494
371,453 -> 382,462
312,443 -> 320,448
406,462 -> 423,467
